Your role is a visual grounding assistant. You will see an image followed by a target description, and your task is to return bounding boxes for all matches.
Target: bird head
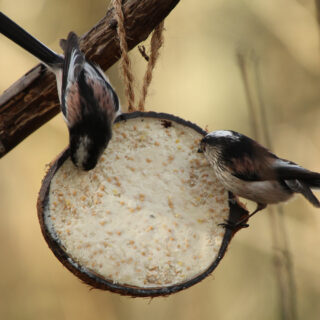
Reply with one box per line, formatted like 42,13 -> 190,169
69,115 -> 112,171
199,130 -> 240,152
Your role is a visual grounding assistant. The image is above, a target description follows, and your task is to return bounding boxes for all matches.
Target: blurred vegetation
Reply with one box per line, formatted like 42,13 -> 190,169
1,0 -> 320,319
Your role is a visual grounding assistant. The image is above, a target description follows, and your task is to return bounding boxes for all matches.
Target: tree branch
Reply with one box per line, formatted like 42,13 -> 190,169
0,0 -> 180,157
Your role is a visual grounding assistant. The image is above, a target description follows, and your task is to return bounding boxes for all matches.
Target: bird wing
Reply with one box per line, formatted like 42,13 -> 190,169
59,32 -> 85,125
81,63 -> 120,117
59,33 -> 120,127
284,179 -> 320,207
226,140 -> 277,181
273,159 -> 320,187
272,159 -> 320,207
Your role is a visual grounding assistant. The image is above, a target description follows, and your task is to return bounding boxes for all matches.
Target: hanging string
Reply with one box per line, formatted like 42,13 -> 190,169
138,21 -> 164,111
113,0 -> 136,112
113,0 -> 164,112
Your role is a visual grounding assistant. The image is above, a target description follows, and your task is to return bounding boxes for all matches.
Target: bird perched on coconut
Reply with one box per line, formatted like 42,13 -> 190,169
198,130 -> 320,229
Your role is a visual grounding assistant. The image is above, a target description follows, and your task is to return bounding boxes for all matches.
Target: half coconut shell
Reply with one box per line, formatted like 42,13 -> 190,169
37,111 -> 248,297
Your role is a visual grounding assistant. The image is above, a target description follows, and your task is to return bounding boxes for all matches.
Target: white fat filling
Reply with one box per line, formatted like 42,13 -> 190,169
46,117 -> 229,288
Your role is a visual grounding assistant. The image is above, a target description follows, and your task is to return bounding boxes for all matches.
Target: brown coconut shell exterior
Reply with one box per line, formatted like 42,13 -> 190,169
37,111 -> 248,297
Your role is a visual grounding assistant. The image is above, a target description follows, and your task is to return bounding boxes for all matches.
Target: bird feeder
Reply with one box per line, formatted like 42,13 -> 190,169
37,111 -> 248,296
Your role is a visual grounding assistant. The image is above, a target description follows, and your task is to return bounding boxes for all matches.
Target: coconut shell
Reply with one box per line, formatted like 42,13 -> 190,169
37,112 -> 248,297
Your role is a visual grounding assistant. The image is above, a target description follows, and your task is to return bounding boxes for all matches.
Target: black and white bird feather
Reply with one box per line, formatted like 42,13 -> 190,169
198,130 -> 320,228
0,13 -> 120,170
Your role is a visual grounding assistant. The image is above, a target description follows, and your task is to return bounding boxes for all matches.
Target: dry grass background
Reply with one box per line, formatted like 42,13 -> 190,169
1,0 -> 320,319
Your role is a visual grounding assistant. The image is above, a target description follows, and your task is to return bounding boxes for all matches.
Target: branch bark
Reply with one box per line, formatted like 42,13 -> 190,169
0,0 -> 180,157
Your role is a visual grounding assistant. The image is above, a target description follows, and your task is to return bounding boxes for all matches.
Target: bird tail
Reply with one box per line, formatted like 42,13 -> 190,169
0,12 -> 63,68
303,178 -> 320,189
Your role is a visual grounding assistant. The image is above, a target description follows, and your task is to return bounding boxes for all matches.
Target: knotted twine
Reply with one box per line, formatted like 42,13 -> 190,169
113,0 -> 164,112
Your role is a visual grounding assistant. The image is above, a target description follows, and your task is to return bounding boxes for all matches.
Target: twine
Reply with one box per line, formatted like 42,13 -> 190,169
113,0 -> 136,112
138,21 -> 164,111
113,0 -> 164,112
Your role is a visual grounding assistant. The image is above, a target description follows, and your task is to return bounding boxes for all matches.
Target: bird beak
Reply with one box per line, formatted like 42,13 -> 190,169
198,141 -> 205,153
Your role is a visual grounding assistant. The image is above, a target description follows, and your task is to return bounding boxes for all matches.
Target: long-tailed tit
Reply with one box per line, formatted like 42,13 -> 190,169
198,130 -> 320,229
0,12 -> 121,170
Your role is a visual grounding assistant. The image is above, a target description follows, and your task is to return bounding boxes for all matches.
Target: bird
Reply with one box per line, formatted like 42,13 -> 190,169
0,12 -> 121,171
198,130 -> 320,229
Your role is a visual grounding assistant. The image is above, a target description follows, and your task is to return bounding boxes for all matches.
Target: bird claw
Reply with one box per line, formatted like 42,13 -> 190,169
218,219 -> 249,231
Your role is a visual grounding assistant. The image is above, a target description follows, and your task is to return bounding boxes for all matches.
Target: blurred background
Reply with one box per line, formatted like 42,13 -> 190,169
1,0 -> 320,319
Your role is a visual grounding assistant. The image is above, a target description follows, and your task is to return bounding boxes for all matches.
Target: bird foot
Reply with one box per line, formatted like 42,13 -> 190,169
218,219 -> 249,231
